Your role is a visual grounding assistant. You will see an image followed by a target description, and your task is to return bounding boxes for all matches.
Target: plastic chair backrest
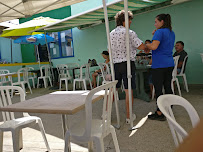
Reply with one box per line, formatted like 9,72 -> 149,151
179,55 -> 188,74
56,64 -> 71,78
83,80 -> 117,139
172,56 -> 180,78
0,86 -> 25,122
0,69 -> 10,83
17,68 -> 29,82
27,67 -> 36,78
98,63 -> 111,81
67,63 -> 80,76
157,94 -> 200,147
0,70 -> 9,75
79,63 -> 90,79
67,63 -> 80,68
40,65 -> 51,77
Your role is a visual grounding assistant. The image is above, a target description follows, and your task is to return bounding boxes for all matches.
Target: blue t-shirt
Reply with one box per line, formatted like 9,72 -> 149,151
152,28 -> 175,69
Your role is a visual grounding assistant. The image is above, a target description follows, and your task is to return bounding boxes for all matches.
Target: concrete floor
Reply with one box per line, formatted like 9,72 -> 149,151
0,84 -> 203,152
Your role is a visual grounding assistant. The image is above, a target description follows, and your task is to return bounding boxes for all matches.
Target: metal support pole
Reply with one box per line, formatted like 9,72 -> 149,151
124,0 -> 133,127
10,38 -> 13,63
102,0 -> 120,129
44,32 -> 55,83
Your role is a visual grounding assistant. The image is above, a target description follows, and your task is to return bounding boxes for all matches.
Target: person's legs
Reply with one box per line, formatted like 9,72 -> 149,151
152,68 -> 164,106
163,67 -> 173,94
91,72 -> 98,88
122,61 -> 136,119
148,73 -> 153,97
149,84 -> 153,97
148,68 -> 166,121
177,68 -> 181,74
124,89 -> 134,118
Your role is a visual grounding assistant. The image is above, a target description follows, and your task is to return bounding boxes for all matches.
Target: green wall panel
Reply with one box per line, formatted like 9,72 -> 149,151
21,44 -> 36,63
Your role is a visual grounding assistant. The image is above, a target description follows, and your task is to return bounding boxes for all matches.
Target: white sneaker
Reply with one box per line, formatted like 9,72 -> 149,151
126,114 -> 136,124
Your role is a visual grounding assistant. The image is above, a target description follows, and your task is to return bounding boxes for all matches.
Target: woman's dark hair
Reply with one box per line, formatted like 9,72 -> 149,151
145,40 -> 151,43
102,51 -> 109,56
115,10 -> 133,27
156,14 -> 172,31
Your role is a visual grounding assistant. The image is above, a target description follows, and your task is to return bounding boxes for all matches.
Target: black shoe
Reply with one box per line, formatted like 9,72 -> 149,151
148,112 -> 166,121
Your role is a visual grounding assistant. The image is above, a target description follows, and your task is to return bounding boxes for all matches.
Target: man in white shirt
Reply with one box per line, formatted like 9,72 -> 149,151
110,10 -> 145,124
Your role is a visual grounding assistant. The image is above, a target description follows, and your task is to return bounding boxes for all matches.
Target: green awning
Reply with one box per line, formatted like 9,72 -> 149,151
32,0 -> 172,33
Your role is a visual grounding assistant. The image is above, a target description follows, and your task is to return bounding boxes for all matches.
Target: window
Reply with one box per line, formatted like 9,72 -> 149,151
49,29 -> 74,59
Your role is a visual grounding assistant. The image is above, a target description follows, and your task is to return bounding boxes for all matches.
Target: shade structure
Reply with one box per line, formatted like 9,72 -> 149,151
14,34 -> 54,45
29,0 -> 190,127
32,0 -> 172,33
1,17 -> 60,37
0,0 -> 86,23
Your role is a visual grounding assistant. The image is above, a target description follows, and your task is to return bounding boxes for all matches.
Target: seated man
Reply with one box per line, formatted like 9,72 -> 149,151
137,40 -> 152,64
138,40 -> 152,55
138,40 -> 153,97
173,41 -> 188,74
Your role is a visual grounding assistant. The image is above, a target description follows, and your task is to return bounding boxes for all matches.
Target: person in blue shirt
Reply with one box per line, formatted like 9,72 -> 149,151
145,14 -> 175,121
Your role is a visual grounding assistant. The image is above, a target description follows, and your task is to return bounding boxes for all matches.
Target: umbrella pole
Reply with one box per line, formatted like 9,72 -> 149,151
102,0 -> 120,129
44,32 -> 55,84
124,0 -> 133,128
10,38 -> 13,63
36,45 -> 41,69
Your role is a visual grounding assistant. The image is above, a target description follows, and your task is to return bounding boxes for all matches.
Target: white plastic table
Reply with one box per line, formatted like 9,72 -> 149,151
0,90 -> 104,136
0,72 -> 16,85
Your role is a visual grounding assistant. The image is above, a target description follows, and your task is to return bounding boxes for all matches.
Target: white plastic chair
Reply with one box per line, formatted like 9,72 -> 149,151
27,67 -> 37,88
0,86 -> 50,152
67,63 -> 80,78
37,65 -> 53,88
177,55 -> 189,92
12,68 -> 32,95
0,69 -> 12,86
56,64 -> 72,91
98,63 -> 111,86
64,81 -> 120,152
172,56 -> 182,96
73,63 -> 92,90
157,94 -> 200,147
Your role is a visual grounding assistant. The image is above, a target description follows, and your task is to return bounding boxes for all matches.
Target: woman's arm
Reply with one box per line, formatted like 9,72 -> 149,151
146,40 -> 160,50
137,43 -> 146,50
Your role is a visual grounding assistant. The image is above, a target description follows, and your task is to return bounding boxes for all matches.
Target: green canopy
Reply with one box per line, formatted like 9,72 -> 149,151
32,0 -> 172,33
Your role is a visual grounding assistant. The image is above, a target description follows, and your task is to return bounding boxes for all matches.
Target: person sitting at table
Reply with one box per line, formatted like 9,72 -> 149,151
137,40 -> 152,64
91,51 -> 109,88
173,41 -> 188,74
137,40 -> 153,97
138,40 -> 152,54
